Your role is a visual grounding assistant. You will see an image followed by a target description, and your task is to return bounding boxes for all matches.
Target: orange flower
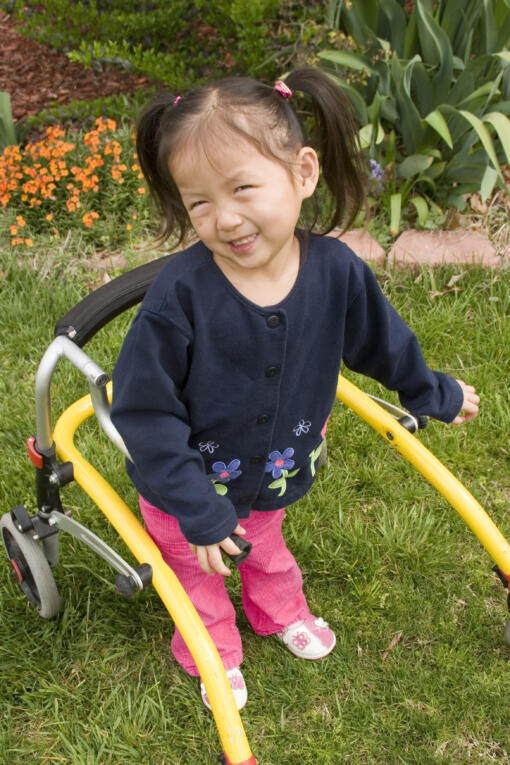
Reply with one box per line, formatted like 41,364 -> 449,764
16,215 -> 26,226
24,238 -> 33,246
10,225 -> 17,235
137,187 -> 146,194
46,213 -> 53,221
82,211 -> 100,227
126,223 -> 133,231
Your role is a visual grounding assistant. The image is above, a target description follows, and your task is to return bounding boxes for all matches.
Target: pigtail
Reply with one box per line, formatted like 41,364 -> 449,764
136,92 -> 190,246
284,68 -> 367,234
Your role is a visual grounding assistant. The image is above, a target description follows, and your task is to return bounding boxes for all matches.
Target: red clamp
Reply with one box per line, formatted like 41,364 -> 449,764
27,436 -> 44,469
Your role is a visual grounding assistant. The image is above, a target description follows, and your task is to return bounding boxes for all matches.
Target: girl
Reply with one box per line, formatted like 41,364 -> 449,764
111,68 -> 479,710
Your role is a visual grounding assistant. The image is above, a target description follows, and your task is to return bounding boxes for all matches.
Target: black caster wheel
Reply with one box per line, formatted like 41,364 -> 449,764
1,513 -> 61,618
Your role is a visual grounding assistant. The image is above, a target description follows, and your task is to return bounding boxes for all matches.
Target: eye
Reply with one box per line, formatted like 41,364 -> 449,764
189,200 -> 207,210
235,184 -> 252,192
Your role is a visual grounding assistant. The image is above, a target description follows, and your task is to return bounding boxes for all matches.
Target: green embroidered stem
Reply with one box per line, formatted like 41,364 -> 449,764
268,468 -> 300,497
309,444 -> 323,477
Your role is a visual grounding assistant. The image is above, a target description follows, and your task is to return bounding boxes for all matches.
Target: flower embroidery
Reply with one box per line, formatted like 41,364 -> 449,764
265,448 -> 295,479
210,459 -> 242,483
209,459 -> 242,497
293,419 -> 311,436
199,441 -> 219,454
309,443 -> 324,477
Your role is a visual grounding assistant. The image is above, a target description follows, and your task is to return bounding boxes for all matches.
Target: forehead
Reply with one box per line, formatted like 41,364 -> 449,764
169,135 -> 295,190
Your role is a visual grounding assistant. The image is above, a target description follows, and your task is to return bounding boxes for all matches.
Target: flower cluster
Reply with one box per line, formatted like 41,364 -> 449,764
0,118 -> 147,246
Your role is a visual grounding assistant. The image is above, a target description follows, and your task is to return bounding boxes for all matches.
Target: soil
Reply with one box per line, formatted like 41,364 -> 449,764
0,11 -> 157,122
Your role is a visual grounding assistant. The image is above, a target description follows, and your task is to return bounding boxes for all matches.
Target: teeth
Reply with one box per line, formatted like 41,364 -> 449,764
231,234 -> 257,246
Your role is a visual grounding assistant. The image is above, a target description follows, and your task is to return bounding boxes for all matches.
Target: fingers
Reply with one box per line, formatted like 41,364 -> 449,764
452,380 -> 480,425
189,528 -> 248,576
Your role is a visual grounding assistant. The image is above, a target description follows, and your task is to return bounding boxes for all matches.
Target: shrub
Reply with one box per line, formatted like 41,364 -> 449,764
1,117 -> 152,247
318,0 -> 510,233
3,0 -> 285,87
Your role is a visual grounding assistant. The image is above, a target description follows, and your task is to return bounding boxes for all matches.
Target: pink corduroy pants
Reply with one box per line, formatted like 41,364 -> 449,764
139,497 -> 311,676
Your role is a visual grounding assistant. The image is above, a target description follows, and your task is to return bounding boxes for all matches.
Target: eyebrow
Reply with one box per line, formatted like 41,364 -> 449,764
178,168 -> 259,196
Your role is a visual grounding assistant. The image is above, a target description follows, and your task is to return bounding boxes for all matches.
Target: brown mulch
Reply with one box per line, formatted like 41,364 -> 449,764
0,11 -> 157,121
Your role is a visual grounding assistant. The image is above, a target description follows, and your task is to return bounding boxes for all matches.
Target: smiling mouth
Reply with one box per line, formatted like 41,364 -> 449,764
229,233 -> 258,247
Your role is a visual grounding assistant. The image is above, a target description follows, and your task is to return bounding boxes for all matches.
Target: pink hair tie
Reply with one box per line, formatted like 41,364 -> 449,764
173,95 -> 182,106
274,81 -> 292,99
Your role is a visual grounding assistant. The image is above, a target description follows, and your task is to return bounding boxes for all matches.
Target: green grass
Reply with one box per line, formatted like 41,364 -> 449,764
1,241 -> 510,765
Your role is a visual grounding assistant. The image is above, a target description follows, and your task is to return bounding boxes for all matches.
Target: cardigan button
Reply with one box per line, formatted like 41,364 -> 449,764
265,365 -> 280,378
256,414 -> 270,424
266,314 -> 280,328
249,455 -> 265,464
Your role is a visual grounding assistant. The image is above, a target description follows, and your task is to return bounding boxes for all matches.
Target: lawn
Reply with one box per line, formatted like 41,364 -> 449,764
1,242 -> 509,764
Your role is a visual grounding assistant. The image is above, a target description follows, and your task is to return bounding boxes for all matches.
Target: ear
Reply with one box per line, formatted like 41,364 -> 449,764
296,146 -> 319,199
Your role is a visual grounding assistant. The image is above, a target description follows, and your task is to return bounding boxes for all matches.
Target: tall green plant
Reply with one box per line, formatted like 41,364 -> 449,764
318,0 -> 510,233
0,92 -> 17,150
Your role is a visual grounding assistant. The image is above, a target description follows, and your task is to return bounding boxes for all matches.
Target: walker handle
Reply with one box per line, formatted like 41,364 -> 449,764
226,533 -> 252,565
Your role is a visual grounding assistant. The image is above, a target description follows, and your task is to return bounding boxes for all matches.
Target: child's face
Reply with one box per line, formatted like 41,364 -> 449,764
169,138 -> 318,279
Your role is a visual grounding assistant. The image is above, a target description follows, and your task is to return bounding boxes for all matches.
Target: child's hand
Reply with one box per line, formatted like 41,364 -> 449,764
451,380 -> 480,424
189,524 -> 247,576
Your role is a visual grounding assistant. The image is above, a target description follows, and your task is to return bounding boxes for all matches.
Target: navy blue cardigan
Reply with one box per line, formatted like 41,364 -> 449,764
111,234 -> 463,545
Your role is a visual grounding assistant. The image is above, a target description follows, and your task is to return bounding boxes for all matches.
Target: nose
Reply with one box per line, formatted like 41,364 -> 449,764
215,201 -> 242,232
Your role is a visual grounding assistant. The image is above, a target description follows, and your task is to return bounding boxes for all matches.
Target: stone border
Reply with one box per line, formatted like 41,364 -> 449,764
328,228 -> 508,268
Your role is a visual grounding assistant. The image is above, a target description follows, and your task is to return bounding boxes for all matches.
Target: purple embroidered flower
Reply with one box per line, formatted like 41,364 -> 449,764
265,448 -> 295,479
211,459 -> 242,483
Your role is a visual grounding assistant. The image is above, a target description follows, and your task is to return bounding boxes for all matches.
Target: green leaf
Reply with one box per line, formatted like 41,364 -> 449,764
397,154 -> 433,179
0,91 -> 17,149
483,111 -> 510,163
409,196 -> 429,226
358,122 -> 385,149
415,0 -> 454,105
318,50 -> 373,73
379,0 -> 408,57
424,109 -> 453,148
390,193 -> 402,237
359,124 -> 374,150
495,51 -> 510,65
480,165 -> 499,201
481,0 -> 498,54
457,109 -> 503,175
212,481 -> 228,496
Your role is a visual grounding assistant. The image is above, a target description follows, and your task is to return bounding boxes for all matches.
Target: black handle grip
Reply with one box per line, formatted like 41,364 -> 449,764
225,533 -> 252,565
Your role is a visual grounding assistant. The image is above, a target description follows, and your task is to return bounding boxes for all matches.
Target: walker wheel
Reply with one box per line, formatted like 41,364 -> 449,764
1,512 -> 61,618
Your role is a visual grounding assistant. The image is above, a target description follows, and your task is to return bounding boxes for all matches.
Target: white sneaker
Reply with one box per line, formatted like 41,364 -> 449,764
200,666 -> 247,711
276,615 -> 336,660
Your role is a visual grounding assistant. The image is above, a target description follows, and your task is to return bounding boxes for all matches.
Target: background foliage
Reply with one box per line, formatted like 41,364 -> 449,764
1,0 -> 509,237
319,0 -> 510,232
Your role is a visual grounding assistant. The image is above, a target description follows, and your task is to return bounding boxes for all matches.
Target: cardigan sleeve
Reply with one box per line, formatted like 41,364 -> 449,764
342,259 -> 463,423
111,306 -> 240,546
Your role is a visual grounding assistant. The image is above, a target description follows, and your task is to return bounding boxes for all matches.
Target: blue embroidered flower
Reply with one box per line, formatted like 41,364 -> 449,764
211,459 -> 242,483
265,448 -> 295,479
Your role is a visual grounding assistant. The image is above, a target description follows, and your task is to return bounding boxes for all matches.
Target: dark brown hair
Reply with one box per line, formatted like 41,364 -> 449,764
136,67 -> 367,246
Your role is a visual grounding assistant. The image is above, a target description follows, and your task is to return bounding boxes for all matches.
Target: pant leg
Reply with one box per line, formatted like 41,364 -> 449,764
139,495 -> 243,676
238,508 -> 311,636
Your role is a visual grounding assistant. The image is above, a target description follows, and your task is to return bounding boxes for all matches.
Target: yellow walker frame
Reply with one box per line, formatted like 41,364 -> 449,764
2,256 -> 509,765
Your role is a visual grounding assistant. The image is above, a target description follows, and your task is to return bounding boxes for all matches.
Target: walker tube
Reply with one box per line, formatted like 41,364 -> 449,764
53,393 -> 256,765
336,375 -> 510,578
